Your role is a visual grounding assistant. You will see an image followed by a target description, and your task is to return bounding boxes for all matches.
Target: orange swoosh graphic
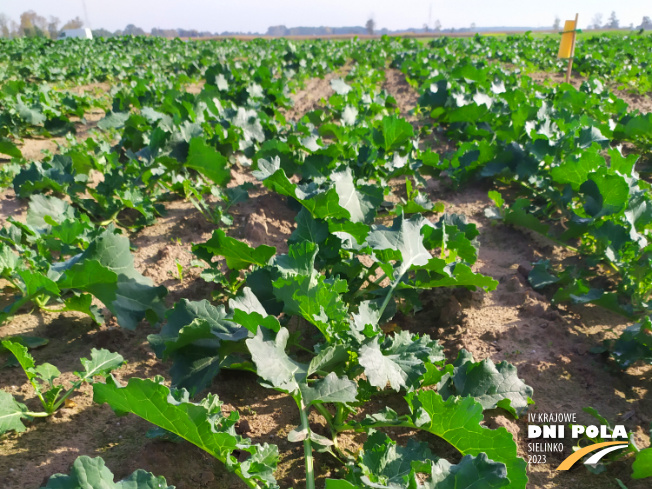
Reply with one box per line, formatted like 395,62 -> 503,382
556,441 -> 628,470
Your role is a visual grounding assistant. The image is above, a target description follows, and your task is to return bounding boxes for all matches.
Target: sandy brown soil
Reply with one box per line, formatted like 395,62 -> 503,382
383,68 -> 456,155
186,81 -> 205,95
63,83 -> 111,97
0,189 -> 25,228
1,69 -> 651,489
17,138 -> 63,162
71,110 -> 107,140
614,90 -> 652,114
282,65 -> 351,122
527,71 -> 587,90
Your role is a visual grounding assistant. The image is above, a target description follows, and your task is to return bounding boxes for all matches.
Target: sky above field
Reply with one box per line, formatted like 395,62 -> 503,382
1,0 -> 650,32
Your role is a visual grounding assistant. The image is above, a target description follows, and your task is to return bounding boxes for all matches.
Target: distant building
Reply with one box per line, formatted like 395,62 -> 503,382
58,28 -> 93,40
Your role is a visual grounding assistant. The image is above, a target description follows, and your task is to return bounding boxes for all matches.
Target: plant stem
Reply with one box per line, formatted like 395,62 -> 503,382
33,294 -> 52,309
299,400 -> 315,489
3,276 -> 20,290
312,402 -> 334,429
232,466 -> 262,489
377,273 -> 401,319
292,342 -> 314,355
334,403 -> 345,429
39,306 -> 69,314
24,411 -> 50,418
98,209 -> 121,226
31,386 -> 47,409
51,382 -> 82,412
339,420 -> 413,433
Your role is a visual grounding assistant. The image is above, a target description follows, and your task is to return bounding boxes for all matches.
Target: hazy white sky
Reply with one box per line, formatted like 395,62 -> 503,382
1,0 -> 650,32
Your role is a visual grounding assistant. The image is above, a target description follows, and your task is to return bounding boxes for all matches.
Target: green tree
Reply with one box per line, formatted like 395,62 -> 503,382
605,11 -> 619,29
591,13 -> 603,29
61,16 -> 84,30
553,16 -> 561,30
123,24 -> 146,36
19,10 -> 49,37
92,28 -> 113,38
639,16 -> 652,29
0,14 -> 12,37
47,16 -> 60,38
365,18 -> 375,35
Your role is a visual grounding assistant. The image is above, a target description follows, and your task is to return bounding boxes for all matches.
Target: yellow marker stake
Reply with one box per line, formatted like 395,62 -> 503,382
558,20 -> 576,58
557,14 -> 579,83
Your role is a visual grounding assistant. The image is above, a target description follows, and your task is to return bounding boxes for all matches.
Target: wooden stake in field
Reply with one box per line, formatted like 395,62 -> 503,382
557,13 -> 579,83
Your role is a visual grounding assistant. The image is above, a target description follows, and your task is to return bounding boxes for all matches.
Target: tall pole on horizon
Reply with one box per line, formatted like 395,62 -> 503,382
81,0 -> 91,28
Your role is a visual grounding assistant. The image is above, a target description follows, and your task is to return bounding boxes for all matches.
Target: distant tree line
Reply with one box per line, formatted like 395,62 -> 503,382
11,8 -> 650,40
1,14 -> 363,39
588,12 -> 652,31
92,26 -> 217,38
0,9 -> 458,40
0,10 -> 221,39
266,25 -> 369,36
0,10 -> 84,38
